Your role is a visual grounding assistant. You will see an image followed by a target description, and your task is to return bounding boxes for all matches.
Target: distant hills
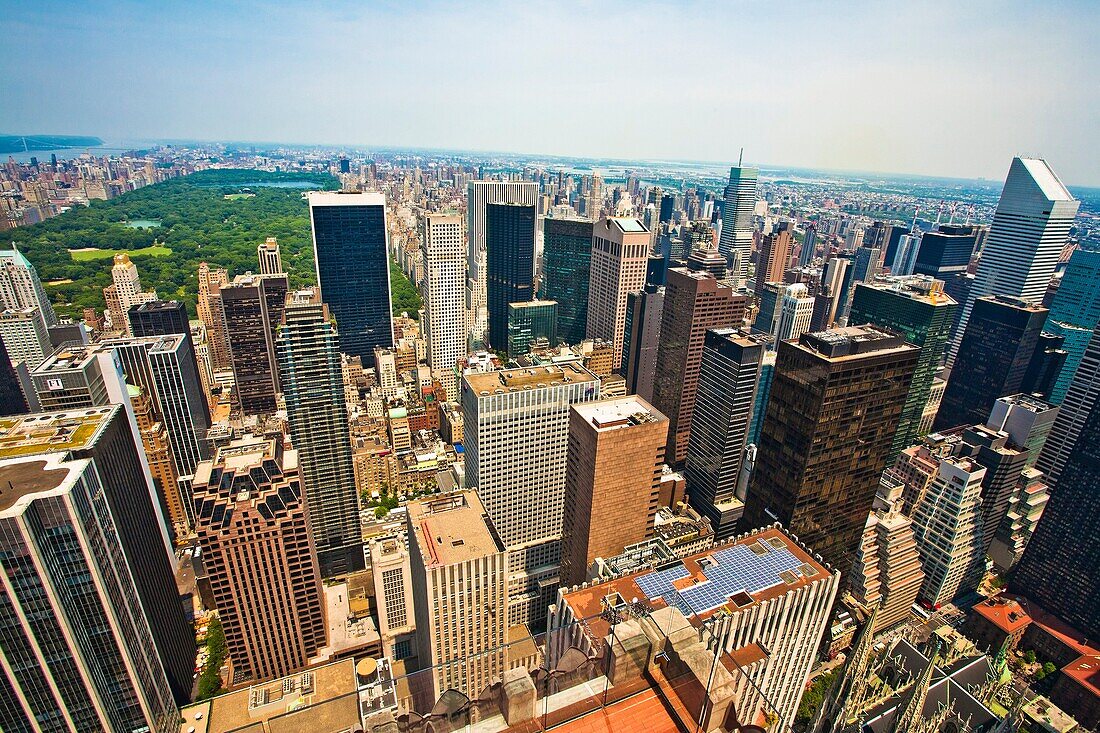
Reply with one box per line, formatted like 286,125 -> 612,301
0,135 -> 104,154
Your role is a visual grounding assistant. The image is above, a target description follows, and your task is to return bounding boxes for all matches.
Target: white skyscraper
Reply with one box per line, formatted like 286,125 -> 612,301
775,283 -> 815,341
948,157 -> 1079,364
890,233 -> 921,276
421,213 -> 465,399
257,236 -> 283,274
466,181 -> 538,347
110,254 -> 156,335
717,164 -> 759,287
0,247 -> 57,327
462,363 -> 600,628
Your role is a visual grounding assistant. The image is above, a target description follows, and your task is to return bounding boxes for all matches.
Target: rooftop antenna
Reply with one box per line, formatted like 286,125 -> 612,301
933,201 -> 944,228
910,206 -> 920,233
738,148 -> 744,167
965,205 -> 974,226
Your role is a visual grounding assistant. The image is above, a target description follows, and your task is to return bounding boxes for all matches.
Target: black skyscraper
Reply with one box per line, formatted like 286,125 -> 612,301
541,217 -> 593,345
913,224 -> 977,279
0,333 -> 29,416
486,202 -> 536,351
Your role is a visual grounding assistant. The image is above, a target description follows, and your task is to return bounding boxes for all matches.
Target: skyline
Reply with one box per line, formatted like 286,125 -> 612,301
2,1 -> 1098,185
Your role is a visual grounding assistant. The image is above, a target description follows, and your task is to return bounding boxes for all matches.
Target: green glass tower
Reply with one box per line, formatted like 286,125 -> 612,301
849,276 -> 958,457
507,299 -> 558,356
540,217 -> 593,345
1045,249 -> 1100,404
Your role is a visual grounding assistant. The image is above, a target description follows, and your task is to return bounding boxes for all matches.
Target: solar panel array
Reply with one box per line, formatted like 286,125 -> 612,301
632,539 -> 809,616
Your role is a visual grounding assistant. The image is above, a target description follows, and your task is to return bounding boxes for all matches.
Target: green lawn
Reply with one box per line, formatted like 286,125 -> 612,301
69,245 -> 172,261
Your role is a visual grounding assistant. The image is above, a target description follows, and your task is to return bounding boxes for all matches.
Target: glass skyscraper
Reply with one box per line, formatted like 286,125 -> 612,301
540,216 -> 593,345
485,202 -> 536,351
1044,249 -> 1100,404
307,191 -> 394,362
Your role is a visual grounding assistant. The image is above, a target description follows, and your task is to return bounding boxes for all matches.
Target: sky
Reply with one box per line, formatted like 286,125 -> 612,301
1,1 -> 1098,184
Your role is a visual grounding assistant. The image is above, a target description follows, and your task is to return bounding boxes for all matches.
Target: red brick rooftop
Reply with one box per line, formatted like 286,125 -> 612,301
972,596 -> 1032,635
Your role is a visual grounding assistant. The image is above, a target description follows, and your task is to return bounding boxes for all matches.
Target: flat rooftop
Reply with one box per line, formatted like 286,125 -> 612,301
464,362 -> 598,395
0,407 -> 115,459
799,325 -> 916,360
407,490 -> 503,566
177,658 -> 358,733
32,343 -> 100,374
561,527 -> 831,640
307,190 -> 386,208
860,276 -> 957,306
572,395 -> 666,431
0,454 -> 86,514
972,596 -> 1032,635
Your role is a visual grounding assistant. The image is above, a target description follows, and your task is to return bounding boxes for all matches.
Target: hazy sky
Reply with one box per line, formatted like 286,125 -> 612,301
2,1 -> 1097,184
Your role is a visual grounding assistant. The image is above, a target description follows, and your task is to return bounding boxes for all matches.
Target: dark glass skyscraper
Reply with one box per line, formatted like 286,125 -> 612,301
935,295 -> 1048,431
308,191 -> 394,362
913,224 -> 977,280
485,202 -> 536,351
540,217 -> 593,345
0,332 -> 29,416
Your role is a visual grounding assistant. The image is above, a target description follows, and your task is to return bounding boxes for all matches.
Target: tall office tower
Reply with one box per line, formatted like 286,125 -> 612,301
890,233 -> 920,276
742,327 -> 919,571
863,220 -> 890,253
651,267 -> 746,465
684,328 -> 764,536
754,282 -> 783,336
775,283 -> 815,341
0,246 -> 57,326
507,299 -> 557,356
548,526 -> 839,730
109,253 -> 156,335
0,307 -> 51,369
881,224 -> 910,270
462,363 -> 600,627
485,202 -> 536,350
197,261 -> 231,370
129,298 -> 189,338
989,467 -> 1049,570
799,222 -> 818,267
919,375 -> 947,435
193,435 -> 326,683
0,406 -> 195,704
466,181 -> 538,347
560,396 -> 668,586
686,244 -> 729,280
949,158 -> 1079,366
257,236 -> 283,274
1036,325 -> 1100,484
849,276 -> 958,455
621,283 -> 664,401
849,473 -> 925,633
541,216 -> 594,345
1013,393 -> 1100,638
910,455 -> 986,607
935,295 -> 1047,431
718,164 -> 759,285
814,255 -> 850,330
1044,249 -> 1100,403
851,246 -> 881,285
420,213 -> 465,399
953,423 -> 1031,557
586,217 -> 651,371
0,333 -> 29,415
130,384 -> 183,532
913,224 -> 978,280
220,273 -> 287,414
755,225 -> 793,296
0,453 -> 179,733
307,191 -> 394,361
1022,331 -> 1067,401
985,393 -> 1059,468
407,491 -> 508,699
368,536 -> 416,660
276,288 -> 363,576
747,350 -> 776,446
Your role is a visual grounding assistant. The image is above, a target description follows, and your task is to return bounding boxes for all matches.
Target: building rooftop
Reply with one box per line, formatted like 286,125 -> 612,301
0,407 -> 116,459
306,190 -> 386,207
1060,654 -> 1100,700
177,658 -> 359,733
32,342 -> 100,374
0,454 -> 86,514
1017,157 -> 1075,202
464,362 -> 598,395
603,217 -> 648,234
561,526 -> 831,640
972,596 -> 1032,635
799,325 -> 915,360
860,276 -> 957,306
572,395 -> 666,431
407,490 -> 504,566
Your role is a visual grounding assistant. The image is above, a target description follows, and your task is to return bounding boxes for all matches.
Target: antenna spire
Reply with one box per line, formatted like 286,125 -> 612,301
738,147 -> 744,167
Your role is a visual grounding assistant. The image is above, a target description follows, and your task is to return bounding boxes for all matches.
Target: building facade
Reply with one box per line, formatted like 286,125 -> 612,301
421,213 -> 465,399
586,217 -> 651,371
485,202 -> 537,351
541,216 -> 594,345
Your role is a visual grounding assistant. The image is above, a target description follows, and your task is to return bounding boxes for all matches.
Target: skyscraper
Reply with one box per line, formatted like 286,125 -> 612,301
507,299 -> 558,356
912,224 -> 977,281
407,491 -> 508,699
1037,325 -> 1100,484
754,224 -> 792,296
1043,249 -> 1100,403
621,283 -> 664,401
257,235 -> 283,274
560,396 -> 668,586
308,191 -> 394,361
466,181 -> 538,347
849,276 -> 958,456
754,281 -> 782,336
1013,382 -> 1100,639
718,164 -> 759,285
935,295 -> 1047,431
276,288 -> 363,576
0,406 -> 195,704
949,157 -> 1079,365
219,273 -> 287,414
775,283 -> 815,341
0,246 -> 57,326
197,261 -> 231,371
684,328 -> 764,536
651,267 -> 746,465
193,434 -> 326,683
485,202 -> 536,350
741,327 -> 919,571
541,216 -> 594,345
462,363 -> 600,627
0,452 -> 179,733
799,222 -> 818,267
0,332 -> 29,415
0,307 -> 50,369
420,213 -> 465,399
586,217 -> 651,371
109,253 -> 157,335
